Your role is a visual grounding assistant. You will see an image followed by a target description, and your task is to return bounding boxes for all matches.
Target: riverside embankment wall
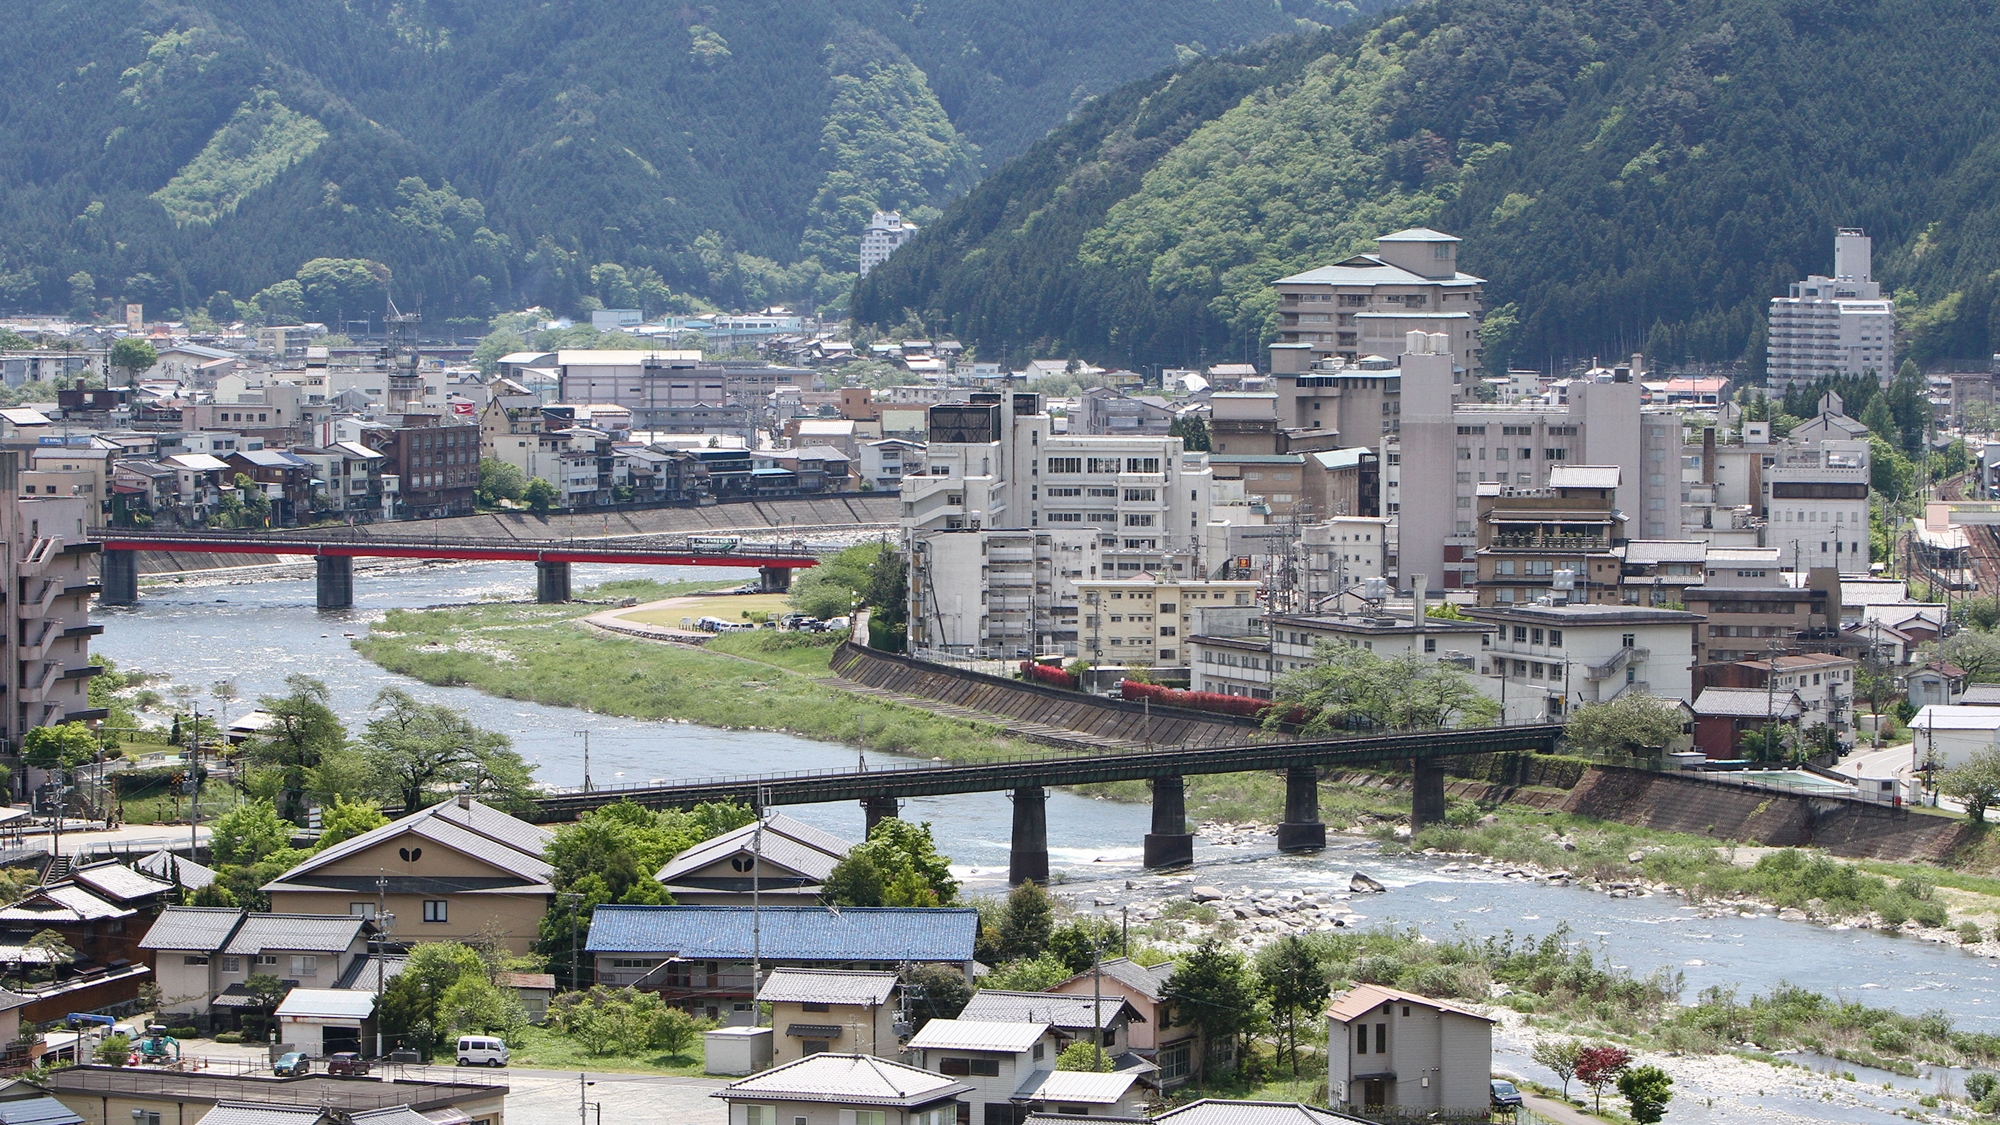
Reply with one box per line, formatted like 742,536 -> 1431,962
1561,766 -> 1974,863
829,642 -> 1277,749
129,494 -> 901,576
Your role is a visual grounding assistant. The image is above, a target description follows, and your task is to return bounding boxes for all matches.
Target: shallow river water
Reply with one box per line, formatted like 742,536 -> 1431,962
91,559 -> 2000,1083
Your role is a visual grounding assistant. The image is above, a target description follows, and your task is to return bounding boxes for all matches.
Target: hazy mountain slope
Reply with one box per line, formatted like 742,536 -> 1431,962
0,0 -> 1392,322
857,0 -> 2000,373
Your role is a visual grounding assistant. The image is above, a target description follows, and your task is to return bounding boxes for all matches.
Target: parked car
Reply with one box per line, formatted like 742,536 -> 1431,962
1490,1079 -> 1524,1110
456,1036 -> 509,1068
327,1052 -> 371,1077
273,1052 -> 311,1077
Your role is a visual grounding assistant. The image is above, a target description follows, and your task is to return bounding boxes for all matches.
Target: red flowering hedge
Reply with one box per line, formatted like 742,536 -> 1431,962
1020,661 -> 1078,689
1120,679 -> 1309,725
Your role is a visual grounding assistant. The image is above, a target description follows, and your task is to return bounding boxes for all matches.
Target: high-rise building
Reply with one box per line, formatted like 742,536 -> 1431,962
0,451 -> 102,750
900,390 -> 1213,657
859,211 -> 918,277
1766,229 -> 1896,389
1269,228 -> 1485,374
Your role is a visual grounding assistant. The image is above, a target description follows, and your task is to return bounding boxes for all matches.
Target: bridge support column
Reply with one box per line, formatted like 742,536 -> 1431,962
315,555 -> 354,610
1277,764 -> 1325,853
99,550 -> 138,606
758,566 -> 793,593
862,795 -> 900,835
536,560 -> 572,603
1009,786 -> 1049,886
1143,775 -> 1193,869
1410,757 -> 1449,832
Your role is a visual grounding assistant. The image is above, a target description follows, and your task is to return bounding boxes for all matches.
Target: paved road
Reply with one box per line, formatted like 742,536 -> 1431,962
500,1068 -> 729,1125
1522,1091 -> 1604,1125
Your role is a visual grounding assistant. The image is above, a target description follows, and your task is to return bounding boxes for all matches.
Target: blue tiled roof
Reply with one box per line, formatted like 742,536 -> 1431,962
587,905 -> 978,961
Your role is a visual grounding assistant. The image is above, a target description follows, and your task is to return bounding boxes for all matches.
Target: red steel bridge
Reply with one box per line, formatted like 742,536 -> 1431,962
94,529 -> 823,608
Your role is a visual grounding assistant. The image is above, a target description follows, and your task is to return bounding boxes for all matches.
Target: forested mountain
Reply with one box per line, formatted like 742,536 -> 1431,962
854,0 -> 2000,375
0,0 -> 1392,326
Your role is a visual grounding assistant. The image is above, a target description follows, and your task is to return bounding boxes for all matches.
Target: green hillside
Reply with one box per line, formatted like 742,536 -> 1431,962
854,0 -> 2000,375
0,0 -> 1392,325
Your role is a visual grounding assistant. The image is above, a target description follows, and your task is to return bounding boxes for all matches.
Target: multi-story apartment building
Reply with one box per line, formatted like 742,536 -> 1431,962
1398,337 -> 1677,591
1766,229 -> 1896,389
1467,603 -> 1699,722
0,452 -> 103,751
858,210 -> 918,276
907,528 -> 1101,657
1471,468 -> 1628,608
359,419 -> 478,520
1076,575 -> 1260,670
552,350 -> 804,441
1190,608 -> 1491,699
1683,568 -> 1843,668
1761,444 -> 1871,573
1269,228 -> 1485,373
1706,652 -> 1856,752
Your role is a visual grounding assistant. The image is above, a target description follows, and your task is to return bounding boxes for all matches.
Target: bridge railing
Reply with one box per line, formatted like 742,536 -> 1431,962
89,527 -> 828,558
530,720 -> 1571,801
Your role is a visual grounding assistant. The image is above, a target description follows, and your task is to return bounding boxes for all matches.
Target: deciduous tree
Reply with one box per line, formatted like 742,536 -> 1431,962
1532,1037 -> 1585,1099
1940,747 -> 2000,823
1618,1064 -> 1673,1124
361,688 -> 534,813
1564,695 -> 1686,756
1257,935 -> 1329,1075
1164,939 -> 1258,1075
1575,1044 -> 1633,1112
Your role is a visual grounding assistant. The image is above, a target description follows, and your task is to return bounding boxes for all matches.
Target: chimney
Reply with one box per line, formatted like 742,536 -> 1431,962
1702,427 -> 1716,486
457,793 -> 472,810
1412,573 -> 1428,634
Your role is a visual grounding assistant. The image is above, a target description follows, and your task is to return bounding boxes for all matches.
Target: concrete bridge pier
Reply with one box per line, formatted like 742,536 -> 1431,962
1277,764 -> 1326,853
1009,786 -> 1049,886
862,795 -> 900,834
758,566 -> 794,593
536,560 -> 572,603
1410,757 -> 1449,831
316,555 -> 354,610
99,550 -> 139,606
1143,775 -> 1194,869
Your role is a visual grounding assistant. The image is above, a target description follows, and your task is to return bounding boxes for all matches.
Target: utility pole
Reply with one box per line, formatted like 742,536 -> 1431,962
573,730 -> 591,793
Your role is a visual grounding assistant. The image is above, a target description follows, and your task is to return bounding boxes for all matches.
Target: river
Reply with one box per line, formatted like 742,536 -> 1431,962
90,560 -> 2000,1059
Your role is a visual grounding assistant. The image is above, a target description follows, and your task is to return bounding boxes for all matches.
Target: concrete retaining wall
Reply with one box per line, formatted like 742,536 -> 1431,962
128,494 -> 901,576
1561,766 -> 1974,863
829,643 -> 1276,749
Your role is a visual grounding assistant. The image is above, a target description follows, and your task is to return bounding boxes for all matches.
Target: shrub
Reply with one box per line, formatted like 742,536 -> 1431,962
1020,661 -> 1077,689
1960,922 -> 1985,946
95,1034 -> 130,1066
168,1027 -> 198,1039
214,1032 -> 243,1044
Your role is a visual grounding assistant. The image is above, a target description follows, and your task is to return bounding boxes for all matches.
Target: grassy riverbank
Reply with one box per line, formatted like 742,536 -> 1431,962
351,589 -> 1367,824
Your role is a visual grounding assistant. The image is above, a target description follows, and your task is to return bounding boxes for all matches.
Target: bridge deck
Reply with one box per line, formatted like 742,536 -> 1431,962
94,530 -> 821,569
527,723 -> 1567,821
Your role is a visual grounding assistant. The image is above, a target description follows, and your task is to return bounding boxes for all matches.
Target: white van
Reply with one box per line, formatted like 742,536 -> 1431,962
456,1036 -> 509,1067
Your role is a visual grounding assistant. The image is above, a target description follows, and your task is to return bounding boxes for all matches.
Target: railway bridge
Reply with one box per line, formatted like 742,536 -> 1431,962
527,723 -> 1567,883
92,530 -> 823,608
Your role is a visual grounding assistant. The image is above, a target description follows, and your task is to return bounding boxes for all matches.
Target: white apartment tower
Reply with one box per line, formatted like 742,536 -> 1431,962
858,210 -> 918,277
901,390 -> 1214,656
1766,229 -> 1896,389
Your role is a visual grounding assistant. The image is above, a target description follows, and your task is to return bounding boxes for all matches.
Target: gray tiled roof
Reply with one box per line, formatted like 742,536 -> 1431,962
192,1105 -> 327,1125
715,1053 -> 972,1107
138,907 -> 245,953
1155,1102 -> 1368,1125
1060,957 -> 1172,1002
658,814 -> 847,885
960,989 -> 1142,1031
271,798 -> 551,891
757,968 -> 898,1006
0,1095 -> 81,1125
69,861 -> 172,903
221,913 -> 367,956
135,850 -> 218,890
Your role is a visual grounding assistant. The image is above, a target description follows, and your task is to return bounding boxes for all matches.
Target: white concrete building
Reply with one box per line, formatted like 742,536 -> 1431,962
1911,705 -> 2000,769
904,1019 -> 1058,1124
1076,575 -> 1260,670
859,210 -> 919,276
903,390 -> 1214,656
1767,229 -> 1896,389
1305,516 -> 1390,589
1328,984 -> 1495,1115
1189,608 -> 1492,699
1466,603 -> 1701,719
1761,443 -> 1871,574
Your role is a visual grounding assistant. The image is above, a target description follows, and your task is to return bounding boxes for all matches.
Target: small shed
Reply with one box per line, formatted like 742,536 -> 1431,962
273,988 -> 376,1056
497,972 -> 556,1024
705,1025 -> 773,1076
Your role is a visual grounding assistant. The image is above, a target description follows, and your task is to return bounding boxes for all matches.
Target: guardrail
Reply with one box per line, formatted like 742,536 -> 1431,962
92,527 -> 831,558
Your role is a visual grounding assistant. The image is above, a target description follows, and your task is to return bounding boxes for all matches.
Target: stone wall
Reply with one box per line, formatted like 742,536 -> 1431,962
1561,766 -> 1973,863
829,642 -> 1276,749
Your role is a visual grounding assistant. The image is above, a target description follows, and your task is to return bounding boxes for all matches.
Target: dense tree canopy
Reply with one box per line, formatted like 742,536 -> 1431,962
860,0 -> 2000,374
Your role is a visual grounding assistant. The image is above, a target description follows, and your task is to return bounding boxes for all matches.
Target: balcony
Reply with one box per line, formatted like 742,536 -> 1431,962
1490,533 -> 1609,551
